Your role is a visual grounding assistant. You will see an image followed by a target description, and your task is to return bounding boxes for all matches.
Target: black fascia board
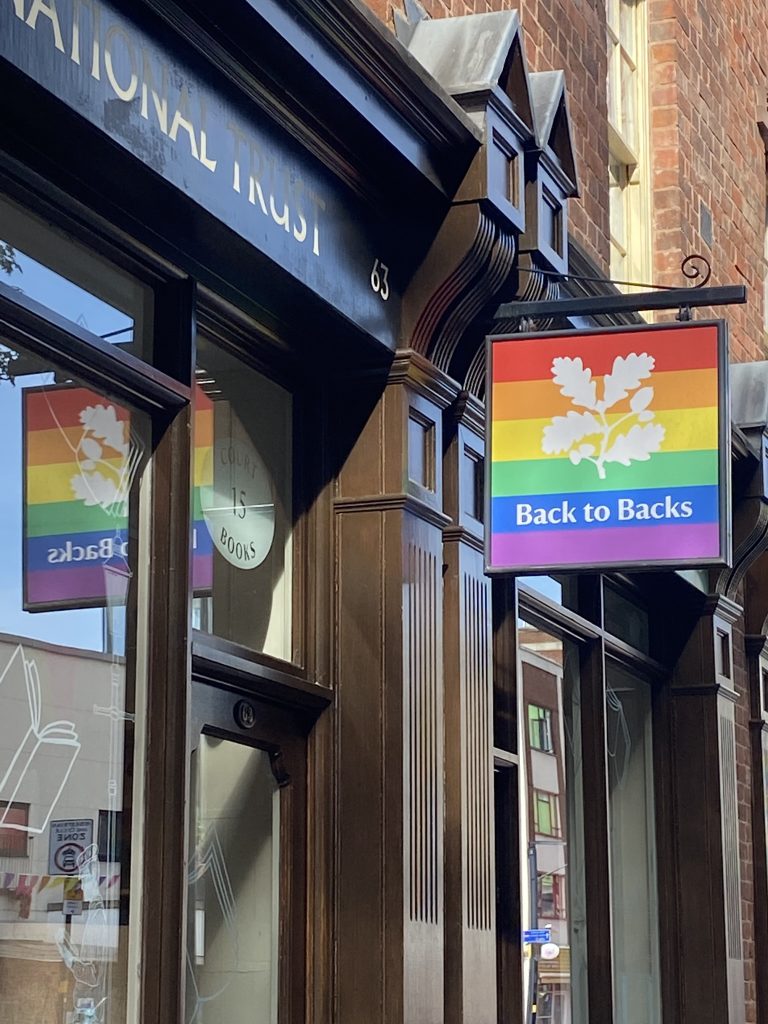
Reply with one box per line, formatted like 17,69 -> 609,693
137,0 -> 481,203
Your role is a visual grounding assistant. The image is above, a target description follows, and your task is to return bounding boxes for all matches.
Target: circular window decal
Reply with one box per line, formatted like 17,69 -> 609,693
200,437 -> 275,569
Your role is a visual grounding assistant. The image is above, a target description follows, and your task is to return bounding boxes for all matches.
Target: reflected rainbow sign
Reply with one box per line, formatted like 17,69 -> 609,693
24,385 -> 213,611
192,386 -> 213,593
23,385 -> 132,611
486,321 -> 730,573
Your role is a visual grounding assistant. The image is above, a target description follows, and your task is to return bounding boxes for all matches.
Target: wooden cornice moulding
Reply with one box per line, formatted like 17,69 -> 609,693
388,348 -> 460,408
333,491 -> 452,529
441,524 -> 484,552
447,389 -> 485,439
703,592 -> 744,625
290,0 -> 480,152
142,0 -> 479,201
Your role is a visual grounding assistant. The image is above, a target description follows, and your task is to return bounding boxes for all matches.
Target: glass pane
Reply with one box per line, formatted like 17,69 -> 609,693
606,0 -> 620,36
606,665 -> 661,1024
620,55 -> 637,150
0,340 -> 149,1023
516,576 -> 581,617
519,625 -> 588,1024
192,337 -> 293,660
609,162 -> 627,252
619,0 -> 637,60
0,194 -> 153,360
187,736 -> 279,1024
604,583 -> 650,653
607,44 -> 620,130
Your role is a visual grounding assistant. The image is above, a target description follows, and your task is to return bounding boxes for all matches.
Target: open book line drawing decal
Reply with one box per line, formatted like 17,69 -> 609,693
56,844 -> 111,1024
0,644 -> 81,834
186,826 -> 239,1024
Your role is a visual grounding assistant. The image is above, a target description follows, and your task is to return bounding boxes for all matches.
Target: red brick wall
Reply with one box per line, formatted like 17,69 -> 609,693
649,0 -> 768,363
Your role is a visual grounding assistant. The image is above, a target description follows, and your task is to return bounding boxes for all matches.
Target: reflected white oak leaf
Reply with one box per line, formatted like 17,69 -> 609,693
79,404 -> 128,455
71,471 -> 123,511
79,437 -> 103,460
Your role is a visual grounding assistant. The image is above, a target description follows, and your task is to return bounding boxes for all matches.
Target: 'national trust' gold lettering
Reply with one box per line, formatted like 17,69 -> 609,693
11,0 -> 324,256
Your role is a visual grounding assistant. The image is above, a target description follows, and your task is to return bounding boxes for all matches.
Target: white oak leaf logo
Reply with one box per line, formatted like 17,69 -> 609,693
604,423 -> 665,467
542,411 -> 601,454
541,351 -> 665,479
551,357 -> 597,409
599,353 -> 654,410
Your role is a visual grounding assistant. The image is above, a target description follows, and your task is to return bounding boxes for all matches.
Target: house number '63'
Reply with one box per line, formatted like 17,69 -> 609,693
370,259 -> 390,301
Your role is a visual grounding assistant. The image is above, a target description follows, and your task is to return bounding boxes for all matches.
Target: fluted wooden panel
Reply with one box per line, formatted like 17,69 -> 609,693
463,570 -> 493,932
718,712 -> 742,960
405,538 -> 442,926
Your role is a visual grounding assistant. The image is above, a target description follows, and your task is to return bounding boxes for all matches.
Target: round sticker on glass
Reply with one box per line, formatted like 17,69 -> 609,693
200,437 -> 275,569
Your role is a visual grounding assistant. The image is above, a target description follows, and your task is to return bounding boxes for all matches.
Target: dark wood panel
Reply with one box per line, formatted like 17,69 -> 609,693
444,537 -> 496,1024
140,405 -> 193,1024
579,630 -> 615,1024
334,508 -> 389,1024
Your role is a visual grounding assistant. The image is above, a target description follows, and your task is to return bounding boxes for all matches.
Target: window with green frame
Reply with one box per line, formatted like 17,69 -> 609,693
528,704 -> 554,753
533,790 -> 561,837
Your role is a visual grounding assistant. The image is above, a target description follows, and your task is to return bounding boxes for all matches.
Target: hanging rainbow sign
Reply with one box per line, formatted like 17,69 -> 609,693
485,321 -> 730,573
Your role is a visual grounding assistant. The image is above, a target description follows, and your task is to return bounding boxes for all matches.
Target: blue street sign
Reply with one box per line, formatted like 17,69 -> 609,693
523,928 -> 551,944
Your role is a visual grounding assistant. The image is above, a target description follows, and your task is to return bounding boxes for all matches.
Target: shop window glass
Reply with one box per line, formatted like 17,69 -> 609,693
192,337 -> 293,661
516,576 -> 582,617
187,736 -> 279,1024
0,194 -> 153,359
518,625 -> 588,1024
606,664 -> 661,1024
0,338 -> 149,1023
604,583 -> 650,653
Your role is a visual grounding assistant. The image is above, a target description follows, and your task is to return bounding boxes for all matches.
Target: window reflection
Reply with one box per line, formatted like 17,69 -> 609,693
192,338 -> 293,661
519,624 -> 588,1024
606,665 -> 661,1024
516,576 -> 580,615
187,737 -> 279,1024
0,341 -> 148,1024
0,194 -> 152,359
604,584 -> 650,653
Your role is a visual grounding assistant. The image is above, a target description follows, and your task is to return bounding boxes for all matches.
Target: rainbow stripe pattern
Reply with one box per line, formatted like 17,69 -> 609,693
192,386 -> 213,592
487,322 -> 726,572
24,386 -> 132,610
24,385 -> 213,611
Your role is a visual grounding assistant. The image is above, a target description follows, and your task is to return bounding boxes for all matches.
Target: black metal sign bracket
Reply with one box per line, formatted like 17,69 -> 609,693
495,255 -> 746,326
